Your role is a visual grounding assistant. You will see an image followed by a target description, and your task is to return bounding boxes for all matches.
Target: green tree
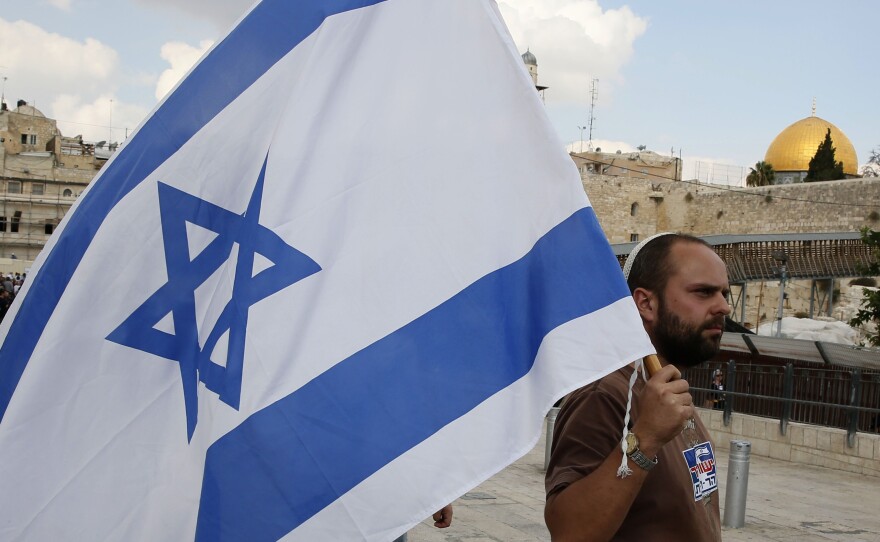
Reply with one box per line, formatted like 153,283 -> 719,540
805,128 -> 845,182
849,227 -> 880,346
860,146 -> 879,177
746,161 -> 775,187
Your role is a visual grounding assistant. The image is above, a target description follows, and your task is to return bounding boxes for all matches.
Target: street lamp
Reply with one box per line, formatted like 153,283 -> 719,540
771,250 -> 788,338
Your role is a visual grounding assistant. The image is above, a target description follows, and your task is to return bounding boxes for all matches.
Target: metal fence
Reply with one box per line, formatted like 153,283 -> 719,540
684,358 -> 880,447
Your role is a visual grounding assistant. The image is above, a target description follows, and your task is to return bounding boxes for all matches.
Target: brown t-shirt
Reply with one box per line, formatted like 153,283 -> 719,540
546,365 -> 721,541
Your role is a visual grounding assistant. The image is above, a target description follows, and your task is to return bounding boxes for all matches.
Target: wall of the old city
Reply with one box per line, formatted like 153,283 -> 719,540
582,172 -> 880,329
583,174 -> 880,241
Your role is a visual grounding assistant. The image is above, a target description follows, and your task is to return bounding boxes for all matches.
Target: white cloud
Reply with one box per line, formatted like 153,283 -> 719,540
52,94 -> 149,143
46,0 -> 73,11
133,0 -> 253,29
0,17 -> 118,97
498,0 -> 647,104
155,39 -> 214,101
0,18 -> 148,143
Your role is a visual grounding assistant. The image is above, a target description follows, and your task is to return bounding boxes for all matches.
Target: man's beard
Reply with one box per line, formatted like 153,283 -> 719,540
653,301 -> 724,368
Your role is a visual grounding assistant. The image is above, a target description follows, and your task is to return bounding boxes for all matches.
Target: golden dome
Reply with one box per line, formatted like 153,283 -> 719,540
764,115 -> 858,175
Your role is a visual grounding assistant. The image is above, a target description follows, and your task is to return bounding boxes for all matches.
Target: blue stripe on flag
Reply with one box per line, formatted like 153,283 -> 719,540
195,207 -> 628,541
0,0 -> 386,421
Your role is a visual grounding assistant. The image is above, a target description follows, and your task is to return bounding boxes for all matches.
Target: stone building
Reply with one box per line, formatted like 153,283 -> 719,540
571,148 -> 682,189
0,99 -> 114,261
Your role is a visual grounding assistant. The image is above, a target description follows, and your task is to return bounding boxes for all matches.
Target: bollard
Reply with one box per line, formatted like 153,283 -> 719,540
544,407 -> 561,472
723,440 -> 751,528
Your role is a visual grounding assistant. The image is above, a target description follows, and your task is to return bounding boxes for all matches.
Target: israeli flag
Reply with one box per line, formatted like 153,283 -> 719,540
0,0 -> 653,540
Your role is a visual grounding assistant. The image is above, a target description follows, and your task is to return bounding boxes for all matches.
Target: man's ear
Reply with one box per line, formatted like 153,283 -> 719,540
632,287 -> 658,323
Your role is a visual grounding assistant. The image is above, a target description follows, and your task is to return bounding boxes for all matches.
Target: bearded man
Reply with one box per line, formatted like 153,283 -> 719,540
545,233 -> 730,541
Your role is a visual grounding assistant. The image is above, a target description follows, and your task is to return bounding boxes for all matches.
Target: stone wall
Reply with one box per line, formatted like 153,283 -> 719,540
582,173 -> 880,241
683,178 -> 880,236
700,407 -> 880,477
2,110 -> 58,155
582,173 -> 880,329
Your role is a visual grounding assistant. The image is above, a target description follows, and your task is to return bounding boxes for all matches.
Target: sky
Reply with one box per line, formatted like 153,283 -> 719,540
1,0 -> 877,185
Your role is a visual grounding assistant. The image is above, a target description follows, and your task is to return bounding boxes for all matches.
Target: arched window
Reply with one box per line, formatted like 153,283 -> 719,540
63,189 -> 73,197
630,202 -> 639,216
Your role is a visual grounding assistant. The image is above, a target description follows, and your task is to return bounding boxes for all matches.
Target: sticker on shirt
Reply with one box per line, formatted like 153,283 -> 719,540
681,441 -> 718,502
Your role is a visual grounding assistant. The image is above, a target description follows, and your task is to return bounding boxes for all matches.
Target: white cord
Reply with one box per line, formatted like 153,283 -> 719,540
616,360 -> 647,478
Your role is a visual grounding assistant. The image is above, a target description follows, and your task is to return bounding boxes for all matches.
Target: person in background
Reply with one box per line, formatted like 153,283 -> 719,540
710,369 -> 725,410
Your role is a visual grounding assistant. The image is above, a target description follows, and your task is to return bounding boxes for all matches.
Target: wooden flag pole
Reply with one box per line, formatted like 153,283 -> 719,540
643,354 -> 662,376
643,353 -> 704,461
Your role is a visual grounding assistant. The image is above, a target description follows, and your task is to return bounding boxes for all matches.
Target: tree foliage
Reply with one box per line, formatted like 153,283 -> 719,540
805,128 -> 845,182
746,161 -> 775,187
849,227 -> 880,346
861,146 -> 880,178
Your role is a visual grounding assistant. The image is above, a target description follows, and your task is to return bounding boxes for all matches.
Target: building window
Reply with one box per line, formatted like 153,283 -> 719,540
630,233 -> 639,242
7,181 -> 21,194
11,211 -> 22,233
630,202 -> 639,216
0,217 -> 5,232
31,183 -> 44,196
19,134 -> 36,145
63,189 -> 73,197
45,223 -> 55,235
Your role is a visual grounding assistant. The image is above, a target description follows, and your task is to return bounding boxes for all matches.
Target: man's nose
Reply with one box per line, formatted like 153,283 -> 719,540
716,292 -> 732,315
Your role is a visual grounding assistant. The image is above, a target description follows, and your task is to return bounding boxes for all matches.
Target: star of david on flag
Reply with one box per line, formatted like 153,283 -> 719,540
0,0 -> 653,540
107,156 -> 321,440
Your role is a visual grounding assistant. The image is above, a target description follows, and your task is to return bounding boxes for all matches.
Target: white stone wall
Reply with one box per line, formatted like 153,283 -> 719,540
582,174 -> 880,240
700,407 -> 880,477
582,174 -> 880,327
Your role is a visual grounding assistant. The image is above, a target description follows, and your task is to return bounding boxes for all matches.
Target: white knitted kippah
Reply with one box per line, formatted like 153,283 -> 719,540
622,232 -> 676,281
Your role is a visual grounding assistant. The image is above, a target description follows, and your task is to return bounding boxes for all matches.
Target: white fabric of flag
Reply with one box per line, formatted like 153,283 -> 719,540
0,0 -> 654,540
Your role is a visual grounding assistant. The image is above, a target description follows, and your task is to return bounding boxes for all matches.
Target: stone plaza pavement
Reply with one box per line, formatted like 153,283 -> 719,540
406,424 -> 880,542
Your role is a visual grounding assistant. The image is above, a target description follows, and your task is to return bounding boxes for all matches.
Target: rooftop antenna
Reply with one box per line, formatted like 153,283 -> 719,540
1,74 -> 7,107
109,98 -> 114,142
587,78 -> 598,150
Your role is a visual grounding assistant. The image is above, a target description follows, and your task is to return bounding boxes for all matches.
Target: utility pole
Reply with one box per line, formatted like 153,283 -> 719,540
577,126 -> 586,152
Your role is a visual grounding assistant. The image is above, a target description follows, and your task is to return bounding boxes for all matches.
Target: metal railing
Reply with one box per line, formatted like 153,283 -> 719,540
684,360 -> 880,447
